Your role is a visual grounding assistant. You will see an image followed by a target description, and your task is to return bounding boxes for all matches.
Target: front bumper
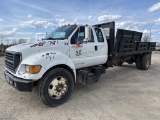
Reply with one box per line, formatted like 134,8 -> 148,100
4,70 -> 34,92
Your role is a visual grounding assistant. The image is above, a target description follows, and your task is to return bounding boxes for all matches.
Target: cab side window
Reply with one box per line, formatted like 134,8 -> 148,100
78,27 -> 85,43
88,29 -> 94,42
71,26 -> 85,44
95,28 -> 104,42
71,29 -> 78,44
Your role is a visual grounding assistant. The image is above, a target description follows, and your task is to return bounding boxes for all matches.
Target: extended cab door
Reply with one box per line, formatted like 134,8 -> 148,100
93,27 -> 108,65
69,26 -> 108,69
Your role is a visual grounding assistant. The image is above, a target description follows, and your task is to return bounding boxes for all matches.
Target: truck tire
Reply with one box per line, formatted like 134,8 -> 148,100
141,54 -> 150,70
116,60 -> 123,66
38,68 -> 74,107
136,55 -> 142,69
127,59 -> 135,64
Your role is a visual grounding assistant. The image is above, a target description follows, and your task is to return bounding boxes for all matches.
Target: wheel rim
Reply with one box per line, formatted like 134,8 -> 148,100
48,76 -> 68,100
146,59 -> 150,68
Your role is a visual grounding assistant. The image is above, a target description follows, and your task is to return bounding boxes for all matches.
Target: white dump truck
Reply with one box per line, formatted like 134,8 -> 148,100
4,22 -> 156,107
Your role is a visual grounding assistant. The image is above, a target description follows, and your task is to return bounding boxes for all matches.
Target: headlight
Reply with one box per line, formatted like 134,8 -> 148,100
25,65 -> 41,74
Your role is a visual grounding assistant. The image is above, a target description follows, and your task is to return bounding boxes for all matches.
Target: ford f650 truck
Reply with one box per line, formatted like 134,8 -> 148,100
4,22 -> 156,107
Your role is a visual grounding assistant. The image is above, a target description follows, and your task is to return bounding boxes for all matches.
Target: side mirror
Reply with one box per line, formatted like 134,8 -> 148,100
84,26 -> 91,43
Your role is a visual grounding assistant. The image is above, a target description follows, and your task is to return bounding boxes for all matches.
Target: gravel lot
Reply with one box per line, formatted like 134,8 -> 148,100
0,52 -> 160,120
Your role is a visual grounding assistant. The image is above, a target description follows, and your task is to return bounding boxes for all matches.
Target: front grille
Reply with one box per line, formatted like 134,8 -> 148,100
5,51 -> 21,72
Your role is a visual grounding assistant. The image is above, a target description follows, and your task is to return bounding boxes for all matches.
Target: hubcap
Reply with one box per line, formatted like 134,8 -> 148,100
48,76 -> 68,99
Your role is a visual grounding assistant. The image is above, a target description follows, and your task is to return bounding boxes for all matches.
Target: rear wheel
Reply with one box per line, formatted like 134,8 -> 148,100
127,59 -> 135,64
116,60 -> 123,66
38,68 -> 74,107
141,54 -> 150,70
136,55 -> 142,69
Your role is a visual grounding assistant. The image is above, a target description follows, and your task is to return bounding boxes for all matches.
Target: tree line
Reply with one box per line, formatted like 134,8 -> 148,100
0,39 -> 27,53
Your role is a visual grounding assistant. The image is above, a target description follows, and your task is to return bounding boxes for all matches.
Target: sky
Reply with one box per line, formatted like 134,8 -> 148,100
0,0 -> 160,44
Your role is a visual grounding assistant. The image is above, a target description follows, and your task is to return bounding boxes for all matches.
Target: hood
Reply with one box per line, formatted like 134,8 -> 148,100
6,39 -> 69,59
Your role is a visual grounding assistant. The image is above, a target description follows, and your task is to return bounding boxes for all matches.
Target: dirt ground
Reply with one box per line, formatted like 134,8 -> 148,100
0,52 -> 160,120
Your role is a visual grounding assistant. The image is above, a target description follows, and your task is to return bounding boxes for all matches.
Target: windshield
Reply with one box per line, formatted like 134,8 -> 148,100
43,25 -> 77,40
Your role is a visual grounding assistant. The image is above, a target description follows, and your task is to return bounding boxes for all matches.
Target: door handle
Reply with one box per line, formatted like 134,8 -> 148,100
95,46 -> 98,51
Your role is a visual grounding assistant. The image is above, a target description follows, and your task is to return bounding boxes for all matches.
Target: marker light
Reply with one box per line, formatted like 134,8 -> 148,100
26,65 -> 41,74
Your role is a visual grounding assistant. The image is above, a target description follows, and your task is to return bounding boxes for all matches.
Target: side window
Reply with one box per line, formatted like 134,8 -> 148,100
71,29 -> 78,44
71,26 -> 85,44
95,28 -> 104,42
88,29 -> 94,42
77,27 -> 85,43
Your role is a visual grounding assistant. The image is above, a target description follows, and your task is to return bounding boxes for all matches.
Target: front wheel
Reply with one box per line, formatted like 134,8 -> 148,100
38,68 -> 74,107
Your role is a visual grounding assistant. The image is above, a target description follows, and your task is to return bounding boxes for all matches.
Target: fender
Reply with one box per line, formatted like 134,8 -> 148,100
42,51 -> 76,81
16,51 -> 76,81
